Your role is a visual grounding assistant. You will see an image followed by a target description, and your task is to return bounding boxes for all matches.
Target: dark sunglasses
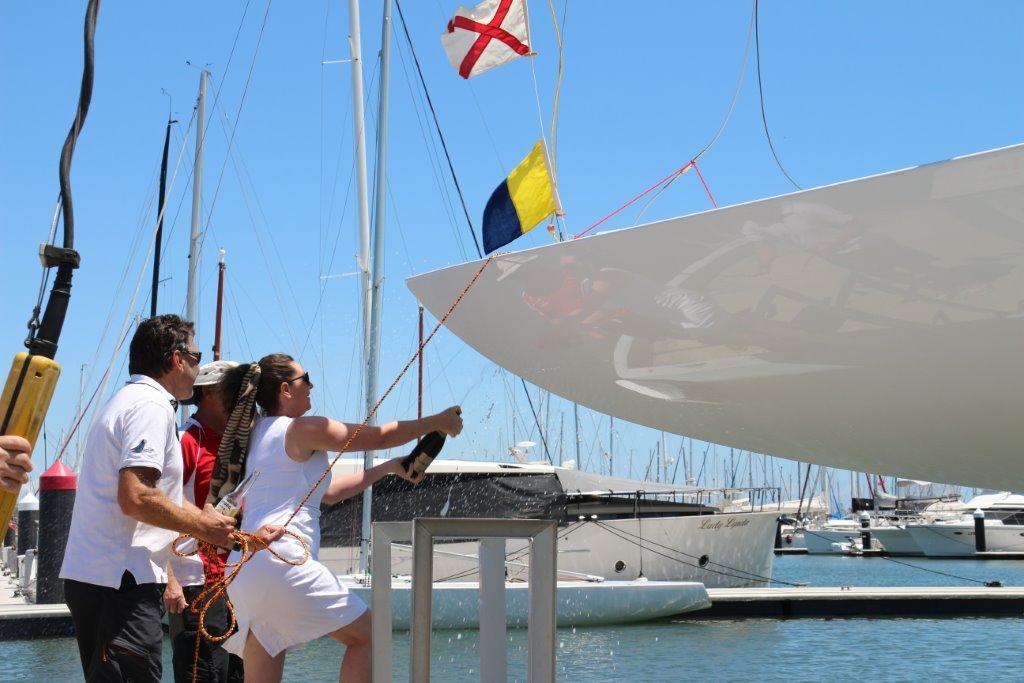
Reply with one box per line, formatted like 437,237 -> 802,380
175,348 -> 202,365
287,371 -> 311,386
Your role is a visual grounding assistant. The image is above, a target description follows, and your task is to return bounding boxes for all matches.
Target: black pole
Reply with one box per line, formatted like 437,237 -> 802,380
859,511 -> 872,551
16,492 -> 39,555
36,461 -> 77,604
794,462 -> 813,520
151,117 -> 174,317
974,509 -> 987,553
520,379 -> 552,464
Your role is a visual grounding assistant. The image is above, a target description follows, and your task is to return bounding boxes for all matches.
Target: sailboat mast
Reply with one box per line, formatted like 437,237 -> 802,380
417,305 -> 424,419
359,0 -> 393,574
824,467 -> 831,516
186,70 -> 208,325
573,403 -> 580,467
661,431 -> 667,483
608,416 -> 613,476
212,249 -> 226,360
347,0 -> 373,408
151,117 -> 173,317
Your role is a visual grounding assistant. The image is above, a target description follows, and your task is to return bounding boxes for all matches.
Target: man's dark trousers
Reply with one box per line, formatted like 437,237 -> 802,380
65,571 -> 165,682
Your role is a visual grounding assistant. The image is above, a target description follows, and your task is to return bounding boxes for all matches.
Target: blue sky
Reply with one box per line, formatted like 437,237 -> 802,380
2,2 -> 1022,505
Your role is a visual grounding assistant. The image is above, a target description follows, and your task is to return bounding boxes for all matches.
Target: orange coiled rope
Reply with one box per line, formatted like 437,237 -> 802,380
175,254 -> 494,682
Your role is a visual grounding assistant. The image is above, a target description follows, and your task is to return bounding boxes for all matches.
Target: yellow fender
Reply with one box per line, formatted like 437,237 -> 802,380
0,352 -> 61,529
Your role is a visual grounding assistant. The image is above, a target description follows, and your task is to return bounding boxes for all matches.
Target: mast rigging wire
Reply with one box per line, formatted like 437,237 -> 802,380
391,2 -> 557,453
800,529 -> 996,586
69,107 -> 197,447
393,0 -> 484,258
75,112 -> 199,458
24,200 -> 63,343
629,3 -> 755,226
754,0 -> 802,190
579,2 -> 756,237
520,381 -> 553,464
392,31 -> 471,261
691,1 -> 757,165
545,0 -> 568,176
194,0 -> 274,259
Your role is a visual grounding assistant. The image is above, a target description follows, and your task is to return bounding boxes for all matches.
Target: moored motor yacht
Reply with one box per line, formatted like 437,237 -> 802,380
905,518 -> 1024,558
318,459 -> 780,588
905,492 -> 1024,557
799,480 -> 965,555
801,518 -> 862,554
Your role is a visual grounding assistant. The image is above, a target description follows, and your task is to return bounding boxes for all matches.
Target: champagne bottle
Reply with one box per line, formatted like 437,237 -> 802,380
177,470 -> 260,554
401,432 -> 446,479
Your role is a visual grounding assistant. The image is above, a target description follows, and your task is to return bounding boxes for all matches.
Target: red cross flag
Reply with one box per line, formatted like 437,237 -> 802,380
441,0 -> 531,79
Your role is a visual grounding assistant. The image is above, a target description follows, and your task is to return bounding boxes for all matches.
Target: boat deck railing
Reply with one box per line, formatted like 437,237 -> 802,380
564,485 -> 784,514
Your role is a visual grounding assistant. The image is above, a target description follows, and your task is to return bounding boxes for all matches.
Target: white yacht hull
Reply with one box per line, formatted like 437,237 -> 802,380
408,145 -> 1024,492
803,528 -> 861,554
804,525 -> 923,556
322,511 -> 779,589
868,526 -> 923,556
906,523 -> 1024,557
344,578 -> 710,629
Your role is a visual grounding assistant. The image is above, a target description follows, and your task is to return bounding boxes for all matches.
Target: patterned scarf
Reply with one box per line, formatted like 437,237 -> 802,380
208,362 -> 261,505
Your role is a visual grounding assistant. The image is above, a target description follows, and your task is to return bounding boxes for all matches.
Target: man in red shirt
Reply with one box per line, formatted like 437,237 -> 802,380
165,360 -> 241,682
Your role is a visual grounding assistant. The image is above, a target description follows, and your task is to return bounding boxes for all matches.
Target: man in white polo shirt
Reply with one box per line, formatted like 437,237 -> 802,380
60,315 -> 280,681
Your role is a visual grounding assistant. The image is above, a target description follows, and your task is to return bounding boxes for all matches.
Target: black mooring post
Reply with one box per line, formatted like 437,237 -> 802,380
974,508 -> 987,553
859,511 -> 872,551
36,462 -> 77,604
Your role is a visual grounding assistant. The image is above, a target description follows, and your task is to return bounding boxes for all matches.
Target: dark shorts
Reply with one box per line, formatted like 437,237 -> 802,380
64,571 -> 165,682
169,584 -> 243,683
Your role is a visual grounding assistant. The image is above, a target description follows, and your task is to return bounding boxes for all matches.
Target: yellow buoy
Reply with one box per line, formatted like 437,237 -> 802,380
0,352 -> 61,529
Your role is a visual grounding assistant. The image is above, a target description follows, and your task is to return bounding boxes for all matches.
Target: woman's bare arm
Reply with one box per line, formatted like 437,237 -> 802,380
322,456 -> 422,505
284,406 -> 462,462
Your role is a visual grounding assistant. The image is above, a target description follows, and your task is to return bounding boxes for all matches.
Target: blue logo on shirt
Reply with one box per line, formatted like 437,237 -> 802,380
130,439 -> 148,454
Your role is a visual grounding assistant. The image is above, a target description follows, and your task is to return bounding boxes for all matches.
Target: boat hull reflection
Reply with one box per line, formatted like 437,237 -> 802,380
408,145 -> 1024,491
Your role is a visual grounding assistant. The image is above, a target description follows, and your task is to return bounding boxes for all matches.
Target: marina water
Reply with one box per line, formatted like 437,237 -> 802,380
3,556 -> 1023,680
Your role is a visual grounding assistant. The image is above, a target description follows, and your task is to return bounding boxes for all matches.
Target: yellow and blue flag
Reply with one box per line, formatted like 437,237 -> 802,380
483,140 -> 559,254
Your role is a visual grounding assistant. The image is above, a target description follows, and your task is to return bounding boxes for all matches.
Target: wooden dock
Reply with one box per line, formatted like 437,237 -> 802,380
695,586 -> 1024,619
0,574 -> 74,640
5,572 -> 1024,640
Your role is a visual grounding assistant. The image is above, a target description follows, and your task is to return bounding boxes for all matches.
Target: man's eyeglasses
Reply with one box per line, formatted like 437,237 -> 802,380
287,371 -> 311,386
178,348 -> 202,365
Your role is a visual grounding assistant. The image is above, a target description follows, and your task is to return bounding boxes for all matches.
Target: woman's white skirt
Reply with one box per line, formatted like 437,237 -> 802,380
223,537 -> 367,658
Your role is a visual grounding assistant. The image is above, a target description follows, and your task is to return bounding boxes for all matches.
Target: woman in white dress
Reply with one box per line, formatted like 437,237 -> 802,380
217,353 -> 462,682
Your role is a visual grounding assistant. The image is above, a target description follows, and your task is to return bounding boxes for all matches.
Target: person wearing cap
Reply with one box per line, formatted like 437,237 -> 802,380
166,359 -> 242,683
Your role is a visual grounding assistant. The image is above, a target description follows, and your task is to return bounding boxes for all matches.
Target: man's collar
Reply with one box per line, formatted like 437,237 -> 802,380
187,412 -> 225,436
128,374 -> 176,404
